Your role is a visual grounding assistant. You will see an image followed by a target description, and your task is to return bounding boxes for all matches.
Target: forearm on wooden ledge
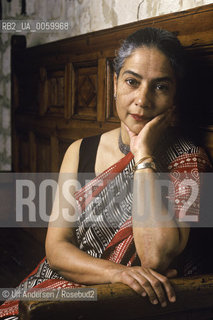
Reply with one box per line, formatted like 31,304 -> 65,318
132,169 -> 187,272
46,240 -> 125,285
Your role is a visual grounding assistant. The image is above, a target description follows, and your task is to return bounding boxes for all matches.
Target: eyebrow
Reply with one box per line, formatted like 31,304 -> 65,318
122,70 -> 142,79
122,70 -> 174,83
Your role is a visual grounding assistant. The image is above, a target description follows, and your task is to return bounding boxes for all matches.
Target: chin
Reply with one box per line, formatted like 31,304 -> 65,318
121,120 -> 146,135
131,123 -> 146,134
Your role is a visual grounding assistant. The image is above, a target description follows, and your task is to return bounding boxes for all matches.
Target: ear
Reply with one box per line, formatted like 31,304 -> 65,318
113,73 -> 118,97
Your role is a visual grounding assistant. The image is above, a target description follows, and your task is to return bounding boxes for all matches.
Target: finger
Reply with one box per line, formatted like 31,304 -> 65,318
133,271 -> 159,305
165,269 -> 178,278
141,270 -> 168,307
121,272 -> 147,297
149,269 -> 176,304
148,112 -> 167,127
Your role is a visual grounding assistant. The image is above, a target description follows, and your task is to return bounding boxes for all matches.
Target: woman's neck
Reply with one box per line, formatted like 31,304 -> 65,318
120,123 -> 130,145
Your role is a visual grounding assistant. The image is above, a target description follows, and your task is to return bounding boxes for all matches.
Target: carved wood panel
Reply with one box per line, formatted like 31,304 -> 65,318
47,70 -> 64,113
73,61 -> 98,119
39,66 -> 65,116
38,63 -> 73,120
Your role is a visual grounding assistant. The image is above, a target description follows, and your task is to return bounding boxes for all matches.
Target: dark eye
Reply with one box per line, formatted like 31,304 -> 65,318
126,78 -> 139,87
156,83 -> 169,91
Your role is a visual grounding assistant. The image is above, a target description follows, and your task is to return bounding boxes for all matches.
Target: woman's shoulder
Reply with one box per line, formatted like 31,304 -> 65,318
60,139 -> 83,173
76,129 -> 119,159
167,129 -> 209,160
63,133 -> 103,162
72,129 -> 119,152
156,127 -> 212,171
60,129 -> 120,174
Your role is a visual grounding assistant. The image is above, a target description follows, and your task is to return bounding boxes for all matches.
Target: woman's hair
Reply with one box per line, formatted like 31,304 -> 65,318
114,27 -> 185,85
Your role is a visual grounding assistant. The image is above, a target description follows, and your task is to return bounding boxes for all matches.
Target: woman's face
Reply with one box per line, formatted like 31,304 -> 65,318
114,46 -> 176,135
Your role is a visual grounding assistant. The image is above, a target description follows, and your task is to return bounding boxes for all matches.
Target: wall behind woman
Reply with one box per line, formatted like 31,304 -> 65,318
0,0 -> 213,170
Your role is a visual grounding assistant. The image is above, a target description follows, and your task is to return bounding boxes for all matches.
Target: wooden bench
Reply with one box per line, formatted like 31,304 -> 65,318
19,275 -> 213,320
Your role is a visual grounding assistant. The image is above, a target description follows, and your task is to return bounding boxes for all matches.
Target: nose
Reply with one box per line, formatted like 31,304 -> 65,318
135,84 -> 151,108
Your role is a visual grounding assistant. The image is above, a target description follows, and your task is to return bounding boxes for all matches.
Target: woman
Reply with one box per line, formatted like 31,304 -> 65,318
0,27 -> 211,319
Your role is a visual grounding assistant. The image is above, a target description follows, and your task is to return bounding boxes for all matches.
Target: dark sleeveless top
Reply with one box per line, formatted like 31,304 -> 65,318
77,134 -> 101,185
78,134 -> 101,174
77,135 -> 213,276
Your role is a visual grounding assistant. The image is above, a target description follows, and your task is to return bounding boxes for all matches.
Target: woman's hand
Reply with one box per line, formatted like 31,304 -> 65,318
109,265 -> 176,307
125,107 -> 175,160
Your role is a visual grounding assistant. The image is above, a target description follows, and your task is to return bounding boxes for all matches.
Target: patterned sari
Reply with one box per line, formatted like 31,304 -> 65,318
0,133 -> 211,319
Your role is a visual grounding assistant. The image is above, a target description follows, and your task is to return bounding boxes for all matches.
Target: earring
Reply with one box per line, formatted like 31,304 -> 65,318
114,94 -> 117,100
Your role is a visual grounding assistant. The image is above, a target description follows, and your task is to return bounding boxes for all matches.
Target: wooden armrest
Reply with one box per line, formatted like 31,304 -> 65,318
19,274 -> 213,320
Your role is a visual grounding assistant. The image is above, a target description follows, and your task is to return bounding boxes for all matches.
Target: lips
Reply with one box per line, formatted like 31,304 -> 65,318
130,114 -> 149,121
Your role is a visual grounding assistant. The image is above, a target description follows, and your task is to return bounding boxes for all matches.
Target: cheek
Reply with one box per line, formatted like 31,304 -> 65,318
116,99 -> 130,123
116,93 -> 128,110
116,101 -> 125,118
167,88 -> 176,104
158,94 -> 175,109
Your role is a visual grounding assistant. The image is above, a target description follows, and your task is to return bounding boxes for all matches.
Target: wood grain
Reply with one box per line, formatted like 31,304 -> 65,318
19,274 -> 213,320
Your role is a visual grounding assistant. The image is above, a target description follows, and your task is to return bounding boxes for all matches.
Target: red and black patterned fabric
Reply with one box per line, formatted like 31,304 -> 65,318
0,132 -> 212,319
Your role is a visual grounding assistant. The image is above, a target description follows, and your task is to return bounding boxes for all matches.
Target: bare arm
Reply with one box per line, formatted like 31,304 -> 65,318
45,139 -> 125,284
132,167 -> 189,272
125,111 -> 190,272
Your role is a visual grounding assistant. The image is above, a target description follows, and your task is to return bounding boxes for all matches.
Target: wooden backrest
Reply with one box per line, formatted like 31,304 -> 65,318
11,4 -> 213,173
